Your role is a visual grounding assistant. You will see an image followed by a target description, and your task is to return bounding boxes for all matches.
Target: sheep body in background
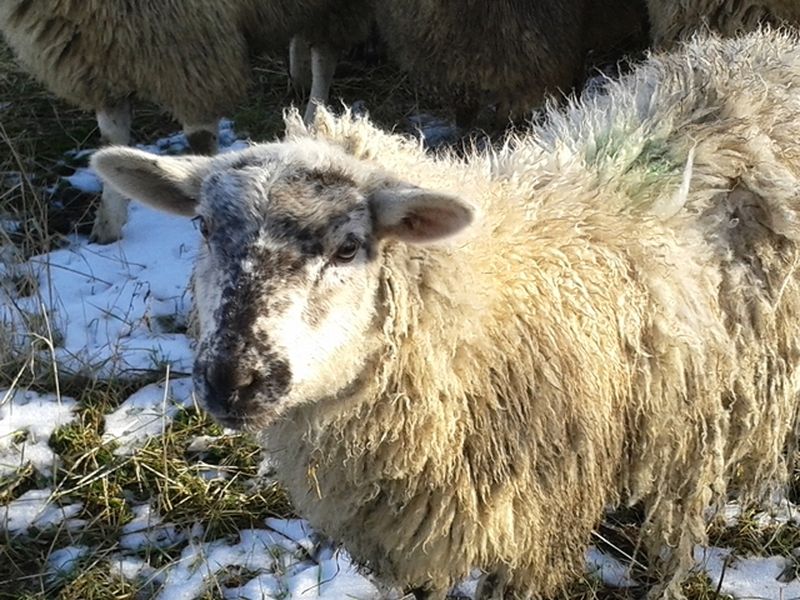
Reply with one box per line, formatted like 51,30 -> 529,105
374,0 -> 649,127
0,0 -> 370,242
92,29 -> 800,600
647,0 -> 800,47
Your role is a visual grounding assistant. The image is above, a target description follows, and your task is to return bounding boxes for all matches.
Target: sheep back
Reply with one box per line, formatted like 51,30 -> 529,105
375,0 -> 648,120
0,0 -> 261,123
296,0 -> 374,52
647,0 -> 800,47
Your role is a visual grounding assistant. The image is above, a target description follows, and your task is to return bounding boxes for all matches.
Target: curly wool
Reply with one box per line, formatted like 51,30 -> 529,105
0,0 -> 371,125
263,29 -> 800,598
647,0 -> 800,47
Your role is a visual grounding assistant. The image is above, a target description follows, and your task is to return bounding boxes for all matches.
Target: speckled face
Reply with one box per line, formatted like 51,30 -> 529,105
91,136 -> 475,432
190,153 -> 383,430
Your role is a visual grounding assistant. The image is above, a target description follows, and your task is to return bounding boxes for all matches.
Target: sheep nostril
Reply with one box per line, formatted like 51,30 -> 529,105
231,369 -> 255,391
204,364 -> 232,400
204,363 -> 258,400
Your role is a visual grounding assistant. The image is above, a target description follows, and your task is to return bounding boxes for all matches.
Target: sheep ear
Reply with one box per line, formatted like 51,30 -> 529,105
370,185 -> 476,243
90,147 -> 212,216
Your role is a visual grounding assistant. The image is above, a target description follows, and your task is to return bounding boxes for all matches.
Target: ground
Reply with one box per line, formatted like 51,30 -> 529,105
2,41 -> 800,600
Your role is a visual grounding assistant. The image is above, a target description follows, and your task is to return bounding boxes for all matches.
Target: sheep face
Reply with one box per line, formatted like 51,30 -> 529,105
91,141 -> 474,430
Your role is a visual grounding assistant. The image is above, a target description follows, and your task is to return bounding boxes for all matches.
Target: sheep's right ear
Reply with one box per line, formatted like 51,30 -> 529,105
90,147 -> 213,216
370,184 -> 476,244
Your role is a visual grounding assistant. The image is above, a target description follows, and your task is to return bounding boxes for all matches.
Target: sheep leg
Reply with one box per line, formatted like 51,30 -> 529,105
184,122 -> 219,155
454,100 -> 481,130
290,35 -> 313,95
304,43 -> 338,124
475,570 -> 513,599
90,100 -> 132,244
493,99 -> 513,130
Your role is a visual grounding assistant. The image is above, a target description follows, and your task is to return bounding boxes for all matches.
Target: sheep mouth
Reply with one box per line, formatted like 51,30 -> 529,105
203,405 -> 276,433
196,386 -> 282,432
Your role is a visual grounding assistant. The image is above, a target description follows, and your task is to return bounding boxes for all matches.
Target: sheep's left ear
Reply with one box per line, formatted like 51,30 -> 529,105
91,147 -> 213,216
370,185 -> 476,243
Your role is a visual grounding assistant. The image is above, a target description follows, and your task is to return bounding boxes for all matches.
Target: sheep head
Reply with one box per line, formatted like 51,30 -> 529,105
91,140 -> 474,430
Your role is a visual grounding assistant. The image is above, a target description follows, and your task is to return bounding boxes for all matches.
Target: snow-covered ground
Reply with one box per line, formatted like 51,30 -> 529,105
2,122 -> 800,599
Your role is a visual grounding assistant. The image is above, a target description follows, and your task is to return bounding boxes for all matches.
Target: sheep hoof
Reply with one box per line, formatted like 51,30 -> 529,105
89,223 -> 122,244
89,211 -> 123,244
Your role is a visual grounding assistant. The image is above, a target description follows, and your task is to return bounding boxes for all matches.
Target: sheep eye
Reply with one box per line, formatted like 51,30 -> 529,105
334,236 -> 361,264
193,215 -> 210,238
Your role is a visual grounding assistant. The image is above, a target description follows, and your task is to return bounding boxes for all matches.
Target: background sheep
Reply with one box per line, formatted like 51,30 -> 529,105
647,0 -> 800,47
0,0 -> 370,243
91,29 -> 800,599
374,0 -> 649,127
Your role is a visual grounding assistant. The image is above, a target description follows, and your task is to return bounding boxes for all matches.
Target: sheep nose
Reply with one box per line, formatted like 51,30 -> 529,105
203,362 -> 257,407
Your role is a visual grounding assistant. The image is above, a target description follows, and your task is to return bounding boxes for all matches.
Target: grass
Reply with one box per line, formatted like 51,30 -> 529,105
1,36 -> 800,600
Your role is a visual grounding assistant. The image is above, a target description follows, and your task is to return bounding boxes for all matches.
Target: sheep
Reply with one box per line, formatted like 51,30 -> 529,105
374,0 -> 649,128
90,28 -> 800,599
647,0 -> 800,47
0,0 -> 371,244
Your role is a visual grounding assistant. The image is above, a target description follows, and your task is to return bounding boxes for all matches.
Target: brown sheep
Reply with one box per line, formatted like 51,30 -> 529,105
374,0 -> 649,127
647,0 -> 800,47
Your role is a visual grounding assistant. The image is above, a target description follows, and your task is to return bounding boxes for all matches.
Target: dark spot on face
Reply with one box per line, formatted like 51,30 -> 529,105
267,216 -> 325,257
296,168 -> 357,190
266,357 -> 291,397
228,155 -> 269,171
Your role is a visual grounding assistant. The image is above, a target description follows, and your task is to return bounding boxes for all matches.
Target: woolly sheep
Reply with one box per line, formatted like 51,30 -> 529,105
0,0 -> 370,243
374,0 -> 649,127
91,29 -> 800,599
647,0 -> 800,47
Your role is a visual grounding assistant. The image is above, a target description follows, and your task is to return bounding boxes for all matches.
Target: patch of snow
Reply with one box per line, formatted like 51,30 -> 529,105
0,389 -> 77,477
65,168 -> 102,194
1,488 -> 83,535
156,529 -> 286,600
696,546 -> 800,599
585,546 -> 638,588
265,518 -> 317,555
223,573 -> 283,599
286,549 -> 380,599
155,526 -> 382,600
47,545 -> 88,578
121,503 -> 203,551
102,377 -> 194,455
108,553 -> 158,581
710,498 -> 800,529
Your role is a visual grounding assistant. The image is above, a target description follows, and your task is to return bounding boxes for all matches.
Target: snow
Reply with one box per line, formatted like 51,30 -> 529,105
120,503 -> 203,551
586,546 -> 638,588
155,526 -> 382,600
696,546 -> 800,600
1,488 -> 83,535
108,554 -> 157,581
2,123 -> 800,599
48,545 -> 89,578
65,168 -> 102,194
0,390 -> 77,477
102,376 -> 195,455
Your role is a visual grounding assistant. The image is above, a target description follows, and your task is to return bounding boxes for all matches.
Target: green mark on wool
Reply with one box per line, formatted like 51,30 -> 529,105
585,128 -> 629,165
619,138 -> 686,210
630,139 -> 681,178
